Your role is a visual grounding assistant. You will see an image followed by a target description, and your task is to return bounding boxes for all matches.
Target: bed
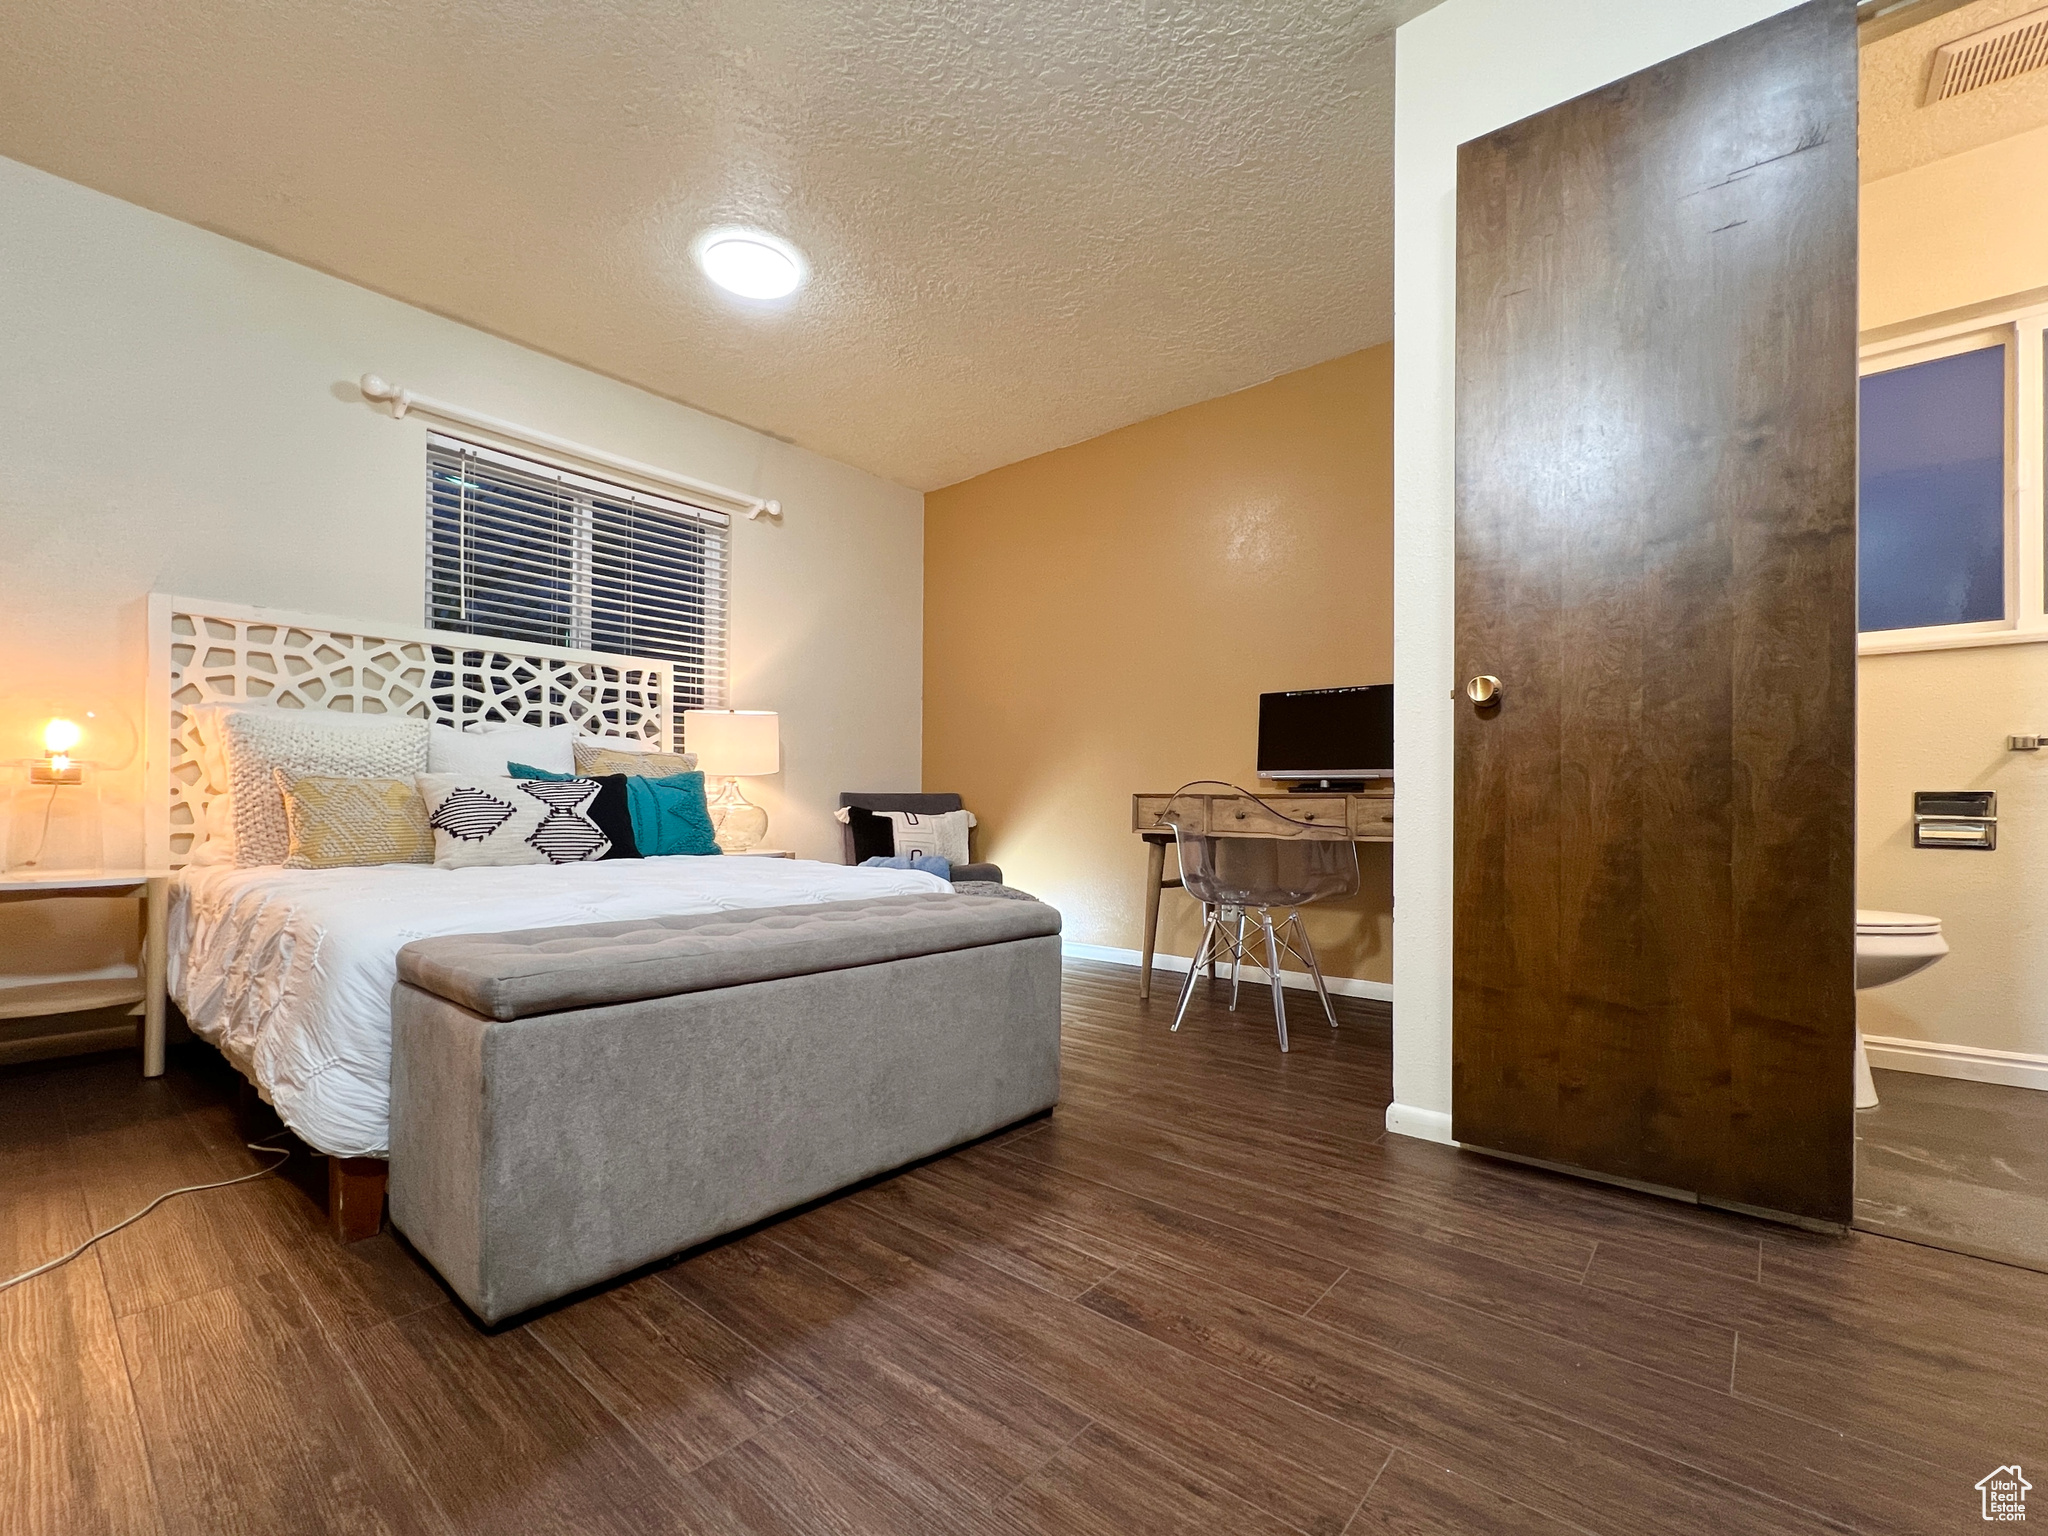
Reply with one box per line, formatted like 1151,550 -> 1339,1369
146,594 -> 948,1235
169,857 -> 950,1158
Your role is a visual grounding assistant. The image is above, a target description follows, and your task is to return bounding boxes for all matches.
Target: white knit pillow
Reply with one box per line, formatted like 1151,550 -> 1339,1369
219,709 -> 430,867
182,703 -> 244,866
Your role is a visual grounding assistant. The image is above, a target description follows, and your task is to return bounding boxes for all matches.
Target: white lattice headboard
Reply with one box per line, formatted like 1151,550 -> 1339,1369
146,594 -> 673,868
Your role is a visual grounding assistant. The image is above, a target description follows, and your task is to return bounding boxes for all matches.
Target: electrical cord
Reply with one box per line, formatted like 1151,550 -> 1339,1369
21,782 -> 60,868
0,1139 -> 294,1293
1158,779 -> 1332,830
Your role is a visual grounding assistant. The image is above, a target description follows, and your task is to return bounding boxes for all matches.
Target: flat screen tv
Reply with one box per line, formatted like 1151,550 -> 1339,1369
1257,685 -> 1393,784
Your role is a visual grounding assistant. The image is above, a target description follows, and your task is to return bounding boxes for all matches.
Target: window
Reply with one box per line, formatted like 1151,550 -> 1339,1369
1860,345 -> 2005,632
426,433 -> 729,718
1859,305 -> 2047,654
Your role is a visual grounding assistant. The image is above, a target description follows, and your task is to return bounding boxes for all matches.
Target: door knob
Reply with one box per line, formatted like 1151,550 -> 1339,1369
1465,675 -> 1502,704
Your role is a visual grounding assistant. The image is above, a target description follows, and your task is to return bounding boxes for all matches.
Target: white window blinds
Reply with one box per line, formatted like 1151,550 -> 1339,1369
426,433 -> 730,717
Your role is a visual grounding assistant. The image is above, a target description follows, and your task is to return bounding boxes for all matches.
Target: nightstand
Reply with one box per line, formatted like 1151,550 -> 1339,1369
730,849 -> 796,858
0,870 -> 170,1076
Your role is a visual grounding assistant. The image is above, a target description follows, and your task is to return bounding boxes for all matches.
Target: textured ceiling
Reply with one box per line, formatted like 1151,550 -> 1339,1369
0,0 -> 1438,490
1863,0 -> 2048,180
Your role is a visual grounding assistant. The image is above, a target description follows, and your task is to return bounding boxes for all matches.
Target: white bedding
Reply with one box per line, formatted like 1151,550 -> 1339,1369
170,858 -> 954,1158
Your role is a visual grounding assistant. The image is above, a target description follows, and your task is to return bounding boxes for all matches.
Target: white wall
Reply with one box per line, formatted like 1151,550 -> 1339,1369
1863,119 -> 2048,333
1388,0 -> 1807,1144
0,155 -> 924,991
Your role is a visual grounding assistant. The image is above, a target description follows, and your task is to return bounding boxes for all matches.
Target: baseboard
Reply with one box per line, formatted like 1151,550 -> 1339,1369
1862,1033 -> 2048,1093
1384,1102 -> 1456,1145
1060,941 -> 1394,1002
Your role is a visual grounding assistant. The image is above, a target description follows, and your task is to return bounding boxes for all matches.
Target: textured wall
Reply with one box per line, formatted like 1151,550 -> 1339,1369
923,347 -> 1394,984
0,156 -> 923,1038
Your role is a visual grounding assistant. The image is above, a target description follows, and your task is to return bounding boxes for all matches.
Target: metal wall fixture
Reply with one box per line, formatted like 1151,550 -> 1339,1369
1913,790 -> 1997,850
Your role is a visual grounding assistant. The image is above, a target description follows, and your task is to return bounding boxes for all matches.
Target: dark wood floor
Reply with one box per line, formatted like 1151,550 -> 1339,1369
1857,1066 -> 2048,1273
7,960 -> 2048,1535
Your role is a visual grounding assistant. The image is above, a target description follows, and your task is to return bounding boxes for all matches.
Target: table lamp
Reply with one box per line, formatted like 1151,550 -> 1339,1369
9,712 -> 109,870
684,710 -> 779,853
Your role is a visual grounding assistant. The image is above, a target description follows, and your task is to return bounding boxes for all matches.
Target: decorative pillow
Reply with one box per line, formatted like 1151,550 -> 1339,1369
626,771 -> 721,857
573,740 -> 698,778
838,806 -> 897,864
429,722 -> 577,777
415,774 -> 612,868
275,771 -> 434,869
506,765 -> 640,858
874,808 -> 976,867
182,703 -> 244,866
220,709 -> 431,867
512,764 -> 717,857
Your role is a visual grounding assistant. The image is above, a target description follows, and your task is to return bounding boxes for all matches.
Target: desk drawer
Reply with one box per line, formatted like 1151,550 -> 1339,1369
1133,792 -> 1391,840
1349,796 -> 1394,839
1132,795 -> 1185,833
1214,796 -> 1349,838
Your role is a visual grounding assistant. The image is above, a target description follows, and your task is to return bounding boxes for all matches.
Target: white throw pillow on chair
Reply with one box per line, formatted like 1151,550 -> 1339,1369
874,809 -> 976,867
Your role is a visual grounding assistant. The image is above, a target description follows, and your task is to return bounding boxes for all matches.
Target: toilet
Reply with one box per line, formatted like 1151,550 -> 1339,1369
1853,909 -> 1949,1110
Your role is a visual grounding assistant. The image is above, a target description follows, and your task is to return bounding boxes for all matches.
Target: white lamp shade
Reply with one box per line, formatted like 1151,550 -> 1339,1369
684,710 -> 780,777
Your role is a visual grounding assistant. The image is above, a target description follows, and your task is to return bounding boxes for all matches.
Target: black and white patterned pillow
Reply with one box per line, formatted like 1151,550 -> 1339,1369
415,774 -> 612,869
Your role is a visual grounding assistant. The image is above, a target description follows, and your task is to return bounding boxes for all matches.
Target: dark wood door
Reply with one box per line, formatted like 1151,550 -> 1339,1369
1453,0 -> 1858,1225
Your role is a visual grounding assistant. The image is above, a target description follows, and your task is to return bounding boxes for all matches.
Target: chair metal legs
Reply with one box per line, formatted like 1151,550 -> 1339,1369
1167,903 -> 1339,1053
1259,909 -> 1289,1052
1278,910 -> 1340,1030
1170,906 -> 1225,1033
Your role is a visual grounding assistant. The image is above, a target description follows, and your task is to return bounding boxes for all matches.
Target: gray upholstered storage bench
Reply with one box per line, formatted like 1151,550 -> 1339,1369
388,891 -> 1062,1322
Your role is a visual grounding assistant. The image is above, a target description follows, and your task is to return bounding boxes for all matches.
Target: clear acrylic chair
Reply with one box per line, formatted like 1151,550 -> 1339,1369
1162,814 -> 1360,1053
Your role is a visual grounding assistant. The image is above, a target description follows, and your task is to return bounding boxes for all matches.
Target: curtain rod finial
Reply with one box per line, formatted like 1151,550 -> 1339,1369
358,374 -> 412,417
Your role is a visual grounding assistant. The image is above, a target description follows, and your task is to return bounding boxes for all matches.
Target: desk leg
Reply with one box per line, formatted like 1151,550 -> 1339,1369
142,876 -> 168,1078
1139,838 -> 1166,1001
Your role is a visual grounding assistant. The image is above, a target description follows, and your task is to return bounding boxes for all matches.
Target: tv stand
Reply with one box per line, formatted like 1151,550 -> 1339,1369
1284,779 -> 1367,793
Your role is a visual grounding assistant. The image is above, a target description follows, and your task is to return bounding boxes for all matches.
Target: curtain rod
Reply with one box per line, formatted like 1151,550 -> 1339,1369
357,374 -> 781,521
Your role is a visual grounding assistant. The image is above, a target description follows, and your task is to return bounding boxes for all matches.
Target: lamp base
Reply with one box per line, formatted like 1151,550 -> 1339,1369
707,777 -> 769,854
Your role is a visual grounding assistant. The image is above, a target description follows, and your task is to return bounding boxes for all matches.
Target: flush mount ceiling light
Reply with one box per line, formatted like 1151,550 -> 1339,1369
694,228 -> 806,301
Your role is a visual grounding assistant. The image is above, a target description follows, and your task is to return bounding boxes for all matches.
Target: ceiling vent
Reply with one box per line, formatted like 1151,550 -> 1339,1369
1926,7 -> 2048,102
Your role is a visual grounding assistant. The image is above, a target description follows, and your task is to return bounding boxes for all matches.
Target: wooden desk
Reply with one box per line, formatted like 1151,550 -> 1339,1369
0,870 -> 170,1075
1130,789 -> 1393,1000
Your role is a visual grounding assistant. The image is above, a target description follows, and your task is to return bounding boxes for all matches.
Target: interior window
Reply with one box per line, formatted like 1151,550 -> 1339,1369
1858,344 -> 2007,633
426,432 -> 729,722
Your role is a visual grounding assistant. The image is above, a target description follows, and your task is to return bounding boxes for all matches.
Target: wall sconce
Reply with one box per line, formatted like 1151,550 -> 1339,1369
684,710 -> 780,854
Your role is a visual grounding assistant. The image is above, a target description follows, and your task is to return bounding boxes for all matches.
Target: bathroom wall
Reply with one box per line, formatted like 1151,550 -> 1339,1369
1858,107 -> 2048,1086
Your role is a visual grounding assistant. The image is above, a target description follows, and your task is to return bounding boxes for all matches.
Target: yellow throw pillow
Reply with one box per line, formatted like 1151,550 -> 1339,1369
275,771 -> 435,869
571,740 -> 699,778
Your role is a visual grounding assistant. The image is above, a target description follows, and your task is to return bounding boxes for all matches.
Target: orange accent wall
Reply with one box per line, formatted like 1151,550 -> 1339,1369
923,344 -> 1395,984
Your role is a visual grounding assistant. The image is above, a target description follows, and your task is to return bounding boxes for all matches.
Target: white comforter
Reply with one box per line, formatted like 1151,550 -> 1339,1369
170,858 -> 954,1157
